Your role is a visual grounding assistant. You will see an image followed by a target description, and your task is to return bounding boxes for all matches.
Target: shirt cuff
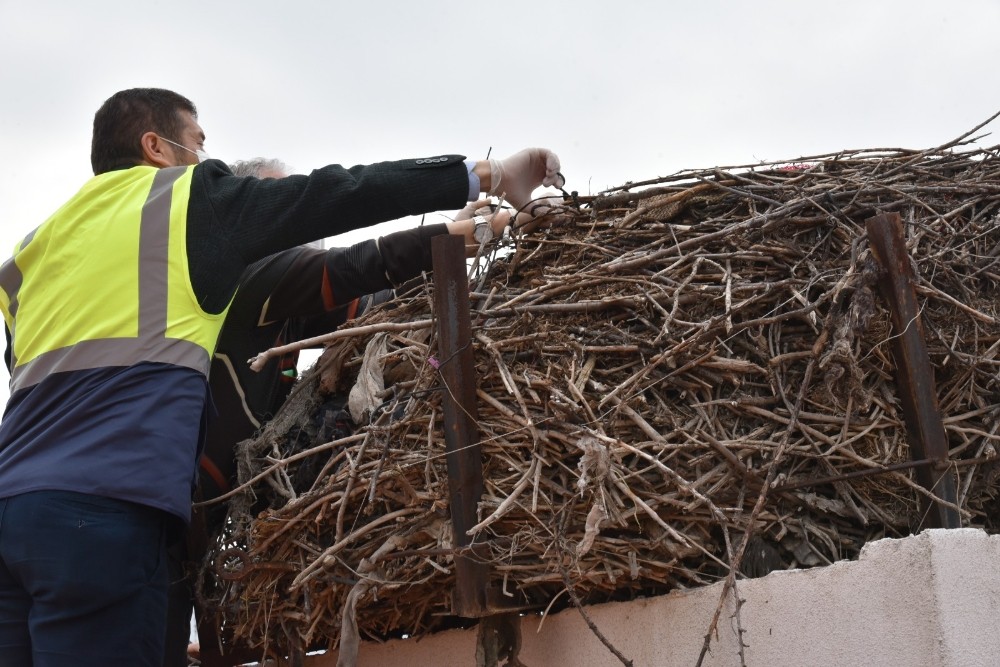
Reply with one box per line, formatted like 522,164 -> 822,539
465,160 -> 480,201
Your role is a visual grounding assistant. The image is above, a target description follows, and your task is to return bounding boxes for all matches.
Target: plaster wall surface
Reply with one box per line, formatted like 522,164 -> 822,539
306,528 -> 1000,667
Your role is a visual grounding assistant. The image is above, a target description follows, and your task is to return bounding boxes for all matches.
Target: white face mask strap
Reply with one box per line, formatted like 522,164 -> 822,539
159,136 -> 209,163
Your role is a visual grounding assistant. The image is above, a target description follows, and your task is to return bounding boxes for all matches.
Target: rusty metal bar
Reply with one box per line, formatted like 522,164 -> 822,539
187,494 -> 226,667
865,211 -> 961,528
431,234 -> 490,616
188,496 -> 264,667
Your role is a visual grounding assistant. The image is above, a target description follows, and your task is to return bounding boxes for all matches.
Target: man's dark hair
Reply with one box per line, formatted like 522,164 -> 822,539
90,88 -> 197,175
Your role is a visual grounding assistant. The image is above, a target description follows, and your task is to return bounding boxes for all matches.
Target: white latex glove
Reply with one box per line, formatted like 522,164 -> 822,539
456,199 -> 510,237
455,199 -> 511,238
455,199 -> 490,221
450,201 -> 513,256
486,209 -> 514,239
489,148 -> 564,211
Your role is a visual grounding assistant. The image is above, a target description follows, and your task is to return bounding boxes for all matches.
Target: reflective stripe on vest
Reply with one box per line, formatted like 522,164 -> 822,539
0,226 -> 39,370
1,166 -> 222,393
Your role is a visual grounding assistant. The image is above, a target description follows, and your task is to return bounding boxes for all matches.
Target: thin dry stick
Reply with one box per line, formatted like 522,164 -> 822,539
249,319 -> 433,371
557,536 -> 633,667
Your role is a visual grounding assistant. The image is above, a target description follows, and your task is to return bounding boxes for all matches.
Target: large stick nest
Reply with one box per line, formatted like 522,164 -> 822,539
201,136 -> 1000,656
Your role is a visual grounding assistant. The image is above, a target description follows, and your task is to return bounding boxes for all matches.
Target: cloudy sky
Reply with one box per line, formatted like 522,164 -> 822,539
1,0 -> 999,396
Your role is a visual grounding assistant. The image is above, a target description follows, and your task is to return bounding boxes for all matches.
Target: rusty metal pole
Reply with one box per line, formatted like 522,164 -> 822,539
865,212 -> 960,529
187,494 -> 228,667
189,498 -> 263,667
431,234 -> 490,616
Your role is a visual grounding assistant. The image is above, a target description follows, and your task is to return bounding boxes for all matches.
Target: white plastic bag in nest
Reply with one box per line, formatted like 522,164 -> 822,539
348,333 -> 388,423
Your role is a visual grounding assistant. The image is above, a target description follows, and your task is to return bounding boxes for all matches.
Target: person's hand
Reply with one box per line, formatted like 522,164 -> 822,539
464,209 -> 513,257
455,199 -> 490,221
457,200 -> 512,238
489,148 -> 564,212
448,204 -> 513,257
488,209 -> 513,239
512,196 -> 566,234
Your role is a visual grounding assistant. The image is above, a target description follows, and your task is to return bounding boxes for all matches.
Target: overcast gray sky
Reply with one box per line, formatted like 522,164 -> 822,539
2,0 -> 999,397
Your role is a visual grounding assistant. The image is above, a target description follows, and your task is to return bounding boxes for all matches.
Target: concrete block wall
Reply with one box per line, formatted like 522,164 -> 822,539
306,529 -> 1000,667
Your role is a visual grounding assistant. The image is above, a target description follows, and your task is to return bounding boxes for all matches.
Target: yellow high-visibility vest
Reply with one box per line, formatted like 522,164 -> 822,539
0,166 -> 230,393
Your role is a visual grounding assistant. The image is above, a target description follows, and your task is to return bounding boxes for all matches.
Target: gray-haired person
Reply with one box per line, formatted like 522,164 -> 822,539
165,157 -> 520,666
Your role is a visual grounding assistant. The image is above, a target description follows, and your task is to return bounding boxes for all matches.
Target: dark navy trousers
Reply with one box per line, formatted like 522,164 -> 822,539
0,491 -> 169,666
